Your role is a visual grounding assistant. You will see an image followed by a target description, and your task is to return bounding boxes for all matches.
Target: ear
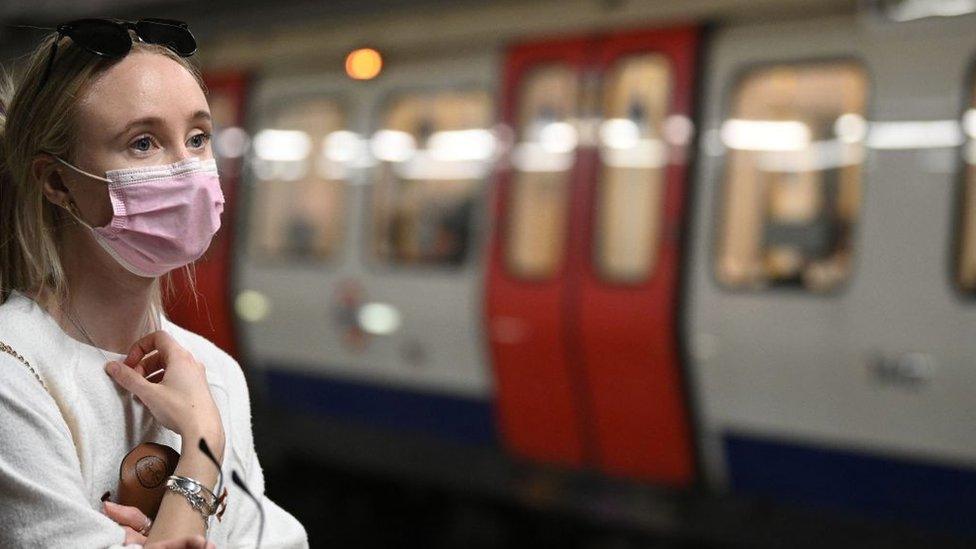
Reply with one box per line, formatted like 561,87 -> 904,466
32,155 -> 71,209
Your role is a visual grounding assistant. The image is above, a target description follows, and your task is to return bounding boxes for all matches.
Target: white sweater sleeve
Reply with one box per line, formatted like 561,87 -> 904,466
0,354 -> 130,548
223,364 -> 309,549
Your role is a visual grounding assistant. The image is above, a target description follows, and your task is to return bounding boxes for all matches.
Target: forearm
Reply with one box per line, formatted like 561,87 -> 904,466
145,429 -> 224,543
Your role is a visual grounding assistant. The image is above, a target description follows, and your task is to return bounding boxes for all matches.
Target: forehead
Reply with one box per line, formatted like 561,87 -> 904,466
75,52 -> 208,131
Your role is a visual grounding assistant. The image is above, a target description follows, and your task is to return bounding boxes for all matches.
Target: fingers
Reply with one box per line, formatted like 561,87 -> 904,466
144,365 -> 166,383
106,349 -> 163,390
102,500 -> 149,531
105,360 -> 157,401
104,501 -> 149,545
124,330 -> 185,368
135,350 -> 165,382
187,536 -> 212,549
145,535 -> 211,549
121,526 -> 147,545
183,535 -> 214,549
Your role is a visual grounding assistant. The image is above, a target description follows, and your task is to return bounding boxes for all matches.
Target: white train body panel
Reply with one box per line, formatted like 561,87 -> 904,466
687,12 -> 976,484
237,54 -> 498,398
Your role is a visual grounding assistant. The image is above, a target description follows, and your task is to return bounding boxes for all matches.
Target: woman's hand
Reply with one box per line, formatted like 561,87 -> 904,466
104,331 -> 224,458
103,500 -> 215,548
103,500 -> 214,547
145,537 -> 215,549
103,500 -> 152,546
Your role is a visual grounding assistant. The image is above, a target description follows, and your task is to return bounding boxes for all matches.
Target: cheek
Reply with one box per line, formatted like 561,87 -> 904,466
76,185 -> 114,228
66,144 -> 118,228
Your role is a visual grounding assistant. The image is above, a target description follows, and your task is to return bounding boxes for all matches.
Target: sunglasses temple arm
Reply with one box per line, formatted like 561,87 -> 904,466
37,36 -> 61,92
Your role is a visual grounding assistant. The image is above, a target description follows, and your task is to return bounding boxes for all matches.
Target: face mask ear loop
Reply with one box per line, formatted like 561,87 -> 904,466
54,156 -> 112,183
60,200 -> 96,231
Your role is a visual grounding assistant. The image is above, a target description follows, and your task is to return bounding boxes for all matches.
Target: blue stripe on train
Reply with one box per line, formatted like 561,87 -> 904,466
724,432 -> 976,536
264,368 -> 498,446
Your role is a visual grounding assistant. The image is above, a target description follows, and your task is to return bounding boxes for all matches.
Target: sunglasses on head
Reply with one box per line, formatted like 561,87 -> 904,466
36,18 -> 197,93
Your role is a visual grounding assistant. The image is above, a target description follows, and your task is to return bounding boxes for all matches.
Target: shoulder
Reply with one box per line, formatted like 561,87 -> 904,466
0,351 -> 71,440
0,291 -> 50,344
0,292 -> 64,394
161,317 -> 248,398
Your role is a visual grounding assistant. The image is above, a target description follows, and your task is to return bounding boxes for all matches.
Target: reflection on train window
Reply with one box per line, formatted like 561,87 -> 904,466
959,87 -> 976,293
595,54 -> 672,283
371,90 -> 493,266
250,98 -> 347,260
717,62 -> 867,292
506,65 -> 579,279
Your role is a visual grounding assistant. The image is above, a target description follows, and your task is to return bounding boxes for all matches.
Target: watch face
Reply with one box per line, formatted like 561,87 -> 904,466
172,477 -> 194,491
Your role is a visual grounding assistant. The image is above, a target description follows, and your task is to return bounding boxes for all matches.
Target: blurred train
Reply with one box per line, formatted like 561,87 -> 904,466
161,0 -> 976,542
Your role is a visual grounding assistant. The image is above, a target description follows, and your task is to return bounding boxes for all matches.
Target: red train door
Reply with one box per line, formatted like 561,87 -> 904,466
165,72 -> 249,359
486,36 -> 595,467
486,27 -> 698,485
577,27 -> 698,485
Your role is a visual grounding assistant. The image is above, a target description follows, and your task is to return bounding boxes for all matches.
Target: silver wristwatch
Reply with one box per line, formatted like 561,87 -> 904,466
165,475 -> 219,525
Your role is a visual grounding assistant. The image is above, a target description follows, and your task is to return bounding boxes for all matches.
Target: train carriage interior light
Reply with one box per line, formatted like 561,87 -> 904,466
253,129 -> 312,161
215,126 -> 250,159
426,129 -> 496,162
962,108 -> 976,138
324,130 -> 365,163
371,129 -> 417,162
720,119 -> 812,151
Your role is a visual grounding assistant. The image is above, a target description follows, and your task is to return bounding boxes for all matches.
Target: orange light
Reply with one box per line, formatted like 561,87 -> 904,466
345,48 -> 382,80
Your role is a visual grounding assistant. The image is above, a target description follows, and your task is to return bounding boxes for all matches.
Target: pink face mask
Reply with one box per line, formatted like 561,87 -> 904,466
57,156 -> 225,278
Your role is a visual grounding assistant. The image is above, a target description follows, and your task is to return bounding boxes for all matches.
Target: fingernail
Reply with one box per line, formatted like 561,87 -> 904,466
100,491 -> 111,502
105,361 -> 119,375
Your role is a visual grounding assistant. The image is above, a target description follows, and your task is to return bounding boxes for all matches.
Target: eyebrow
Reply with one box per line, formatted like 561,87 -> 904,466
113,110 -> 213,142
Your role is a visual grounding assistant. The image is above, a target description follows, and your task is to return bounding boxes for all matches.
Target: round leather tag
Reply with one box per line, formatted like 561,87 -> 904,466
118,442 -> 180,519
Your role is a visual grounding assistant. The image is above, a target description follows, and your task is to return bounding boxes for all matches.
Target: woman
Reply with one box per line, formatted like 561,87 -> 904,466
0,19 -> 308,548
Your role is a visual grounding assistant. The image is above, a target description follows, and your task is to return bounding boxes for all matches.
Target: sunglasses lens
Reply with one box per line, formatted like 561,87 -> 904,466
136,20 -> 197,57
66,19 -> 130,57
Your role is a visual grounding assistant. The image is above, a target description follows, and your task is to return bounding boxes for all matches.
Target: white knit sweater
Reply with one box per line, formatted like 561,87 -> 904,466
0,290 -> 309,548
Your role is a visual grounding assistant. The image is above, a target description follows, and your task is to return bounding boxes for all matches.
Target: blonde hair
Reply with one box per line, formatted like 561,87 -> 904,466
0,30 -> 204,314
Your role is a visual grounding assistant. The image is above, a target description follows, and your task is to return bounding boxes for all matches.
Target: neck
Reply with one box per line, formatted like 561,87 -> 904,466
39,226 -> 160,355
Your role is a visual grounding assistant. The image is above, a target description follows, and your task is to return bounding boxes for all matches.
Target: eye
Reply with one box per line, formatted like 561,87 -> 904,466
130,135 -> 155,153
188,132 -> 212,149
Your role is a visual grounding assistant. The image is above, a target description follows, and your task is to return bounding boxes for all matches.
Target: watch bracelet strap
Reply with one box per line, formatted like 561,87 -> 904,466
165,476 -> 219,524
166,475 -> 228,520
171,474 -> 220,503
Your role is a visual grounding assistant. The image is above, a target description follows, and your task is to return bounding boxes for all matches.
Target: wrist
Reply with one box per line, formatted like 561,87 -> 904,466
181,422 -> 225,462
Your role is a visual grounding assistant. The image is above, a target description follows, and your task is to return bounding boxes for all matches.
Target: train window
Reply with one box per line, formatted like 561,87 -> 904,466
371,90 -> 493,266
249,98 -> 347,260
506,65 -> 579,279
961,86 -> 976,294
716,62 -> 867,292
595,54 -> 672,283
